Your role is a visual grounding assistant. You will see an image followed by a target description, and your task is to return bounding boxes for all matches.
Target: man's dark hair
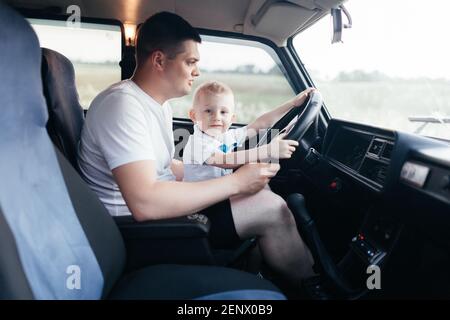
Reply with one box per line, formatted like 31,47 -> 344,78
135,12 -> 201,65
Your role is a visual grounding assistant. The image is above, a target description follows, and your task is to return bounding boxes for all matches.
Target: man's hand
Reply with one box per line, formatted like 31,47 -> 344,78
289,87 -> 316,107
232,162 -> 280,195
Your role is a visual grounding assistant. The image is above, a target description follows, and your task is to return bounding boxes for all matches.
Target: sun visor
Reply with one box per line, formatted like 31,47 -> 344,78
251,2 -> 319,40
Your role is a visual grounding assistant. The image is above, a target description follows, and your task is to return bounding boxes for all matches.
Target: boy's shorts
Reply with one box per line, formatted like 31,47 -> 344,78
199,199 -> 242,249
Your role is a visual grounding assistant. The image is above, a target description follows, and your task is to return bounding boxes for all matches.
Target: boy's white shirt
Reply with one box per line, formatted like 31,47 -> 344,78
183,125 -> 247,182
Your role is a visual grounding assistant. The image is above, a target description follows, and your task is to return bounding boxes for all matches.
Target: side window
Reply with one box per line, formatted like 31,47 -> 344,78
170,36 -> 295,124
293,0 -> 450,140
29,18 -> 122,109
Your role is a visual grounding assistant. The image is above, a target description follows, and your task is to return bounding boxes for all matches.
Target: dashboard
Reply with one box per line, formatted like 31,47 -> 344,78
316,119 -> 450,247
321,119 -> 450,203
298,119 -> 450,297
325,125 -> 394,190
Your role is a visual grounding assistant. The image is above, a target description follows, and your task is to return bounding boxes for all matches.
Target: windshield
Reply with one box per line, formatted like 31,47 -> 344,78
293,0 -> 450,140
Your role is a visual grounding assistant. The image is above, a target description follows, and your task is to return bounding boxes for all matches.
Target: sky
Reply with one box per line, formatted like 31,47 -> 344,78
30,0 -> 450,80
293,0 -> 450,80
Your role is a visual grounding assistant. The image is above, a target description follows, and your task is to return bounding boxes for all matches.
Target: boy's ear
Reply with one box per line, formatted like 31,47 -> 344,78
188,108 -> 196,122
232,113 -> 237,123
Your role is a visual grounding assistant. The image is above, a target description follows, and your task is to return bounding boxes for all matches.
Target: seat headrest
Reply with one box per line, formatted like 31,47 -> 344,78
41,48 -> 82,113
41,48 -> 84,168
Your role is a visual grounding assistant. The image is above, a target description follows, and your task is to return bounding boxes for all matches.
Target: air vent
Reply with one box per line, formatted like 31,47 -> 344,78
359,158 -> 389,186
376,165 -> 388,184
382,143 -> 393,160
368,139 -> 384,156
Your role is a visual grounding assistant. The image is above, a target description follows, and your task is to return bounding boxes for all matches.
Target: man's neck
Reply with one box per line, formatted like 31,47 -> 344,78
131,72 -> 169,106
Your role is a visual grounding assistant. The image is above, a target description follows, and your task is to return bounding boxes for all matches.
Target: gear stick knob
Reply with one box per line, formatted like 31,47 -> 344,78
287,193 -> 312,228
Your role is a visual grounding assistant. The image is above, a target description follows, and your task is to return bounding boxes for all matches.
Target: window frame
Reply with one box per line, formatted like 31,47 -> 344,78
287,36 -> 330,134
20,8 -> 125,68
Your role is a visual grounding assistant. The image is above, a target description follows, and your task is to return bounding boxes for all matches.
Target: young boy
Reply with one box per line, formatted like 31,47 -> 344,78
183,81 -> 317,283
183,81 -> 315,182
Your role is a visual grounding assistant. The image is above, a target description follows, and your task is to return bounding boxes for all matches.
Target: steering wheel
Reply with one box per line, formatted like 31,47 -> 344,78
258,91 -> 323,154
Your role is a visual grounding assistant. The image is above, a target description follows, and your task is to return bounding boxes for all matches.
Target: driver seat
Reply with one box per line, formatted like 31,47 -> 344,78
0,3 -> 285,300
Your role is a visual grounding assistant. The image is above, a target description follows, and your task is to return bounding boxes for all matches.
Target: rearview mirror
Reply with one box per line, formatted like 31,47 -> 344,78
331,5 -> 352,44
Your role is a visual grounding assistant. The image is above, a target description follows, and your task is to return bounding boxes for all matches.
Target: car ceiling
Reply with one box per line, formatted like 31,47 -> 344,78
7,0 -> 345,46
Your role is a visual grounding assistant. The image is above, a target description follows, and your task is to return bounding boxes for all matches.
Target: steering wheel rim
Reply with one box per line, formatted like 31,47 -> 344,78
260,91 -> 323,148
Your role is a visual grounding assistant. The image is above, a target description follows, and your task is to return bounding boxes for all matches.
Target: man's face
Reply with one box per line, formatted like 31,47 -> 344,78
191,92 -> 236,137
164,40 -> 200,98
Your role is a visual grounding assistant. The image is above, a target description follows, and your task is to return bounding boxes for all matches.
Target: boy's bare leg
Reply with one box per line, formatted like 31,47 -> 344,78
230,189 -> 315,285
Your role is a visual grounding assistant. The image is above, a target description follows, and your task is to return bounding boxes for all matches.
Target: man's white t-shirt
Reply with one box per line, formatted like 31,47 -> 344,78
78,80 -> 175,216
183,125 -> 247,182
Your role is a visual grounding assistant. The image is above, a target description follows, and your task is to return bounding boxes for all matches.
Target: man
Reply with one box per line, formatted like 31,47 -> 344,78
78,12 -> 314,286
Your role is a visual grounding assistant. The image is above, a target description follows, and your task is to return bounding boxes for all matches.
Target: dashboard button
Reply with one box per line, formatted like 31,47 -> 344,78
329,178 -> 342,191
400,161 -> 430,188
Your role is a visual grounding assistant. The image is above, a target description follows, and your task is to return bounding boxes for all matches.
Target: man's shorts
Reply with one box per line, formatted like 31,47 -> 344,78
198,199 -> 242,249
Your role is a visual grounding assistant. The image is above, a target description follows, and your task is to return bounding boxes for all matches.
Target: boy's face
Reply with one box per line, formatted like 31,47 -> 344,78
190,92 -> 236,137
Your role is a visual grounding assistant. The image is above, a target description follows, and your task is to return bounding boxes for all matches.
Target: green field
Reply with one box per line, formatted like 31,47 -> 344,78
73,63 -> 450,140
316,80 -> 450,140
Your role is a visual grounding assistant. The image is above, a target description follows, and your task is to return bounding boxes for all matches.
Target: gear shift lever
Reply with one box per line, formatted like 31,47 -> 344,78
287,193 -> 354,295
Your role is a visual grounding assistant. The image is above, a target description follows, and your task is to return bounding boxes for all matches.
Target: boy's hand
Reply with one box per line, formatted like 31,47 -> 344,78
265,132 -> 299,160
290,87 -> 316,107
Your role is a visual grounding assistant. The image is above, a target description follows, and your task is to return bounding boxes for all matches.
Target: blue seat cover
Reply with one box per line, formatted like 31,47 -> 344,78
0,3 -> 103,299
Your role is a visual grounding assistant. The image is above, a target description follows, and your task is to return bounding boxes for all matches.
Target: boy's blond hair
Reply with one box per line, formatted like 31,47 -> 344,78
192,81 -> 234,108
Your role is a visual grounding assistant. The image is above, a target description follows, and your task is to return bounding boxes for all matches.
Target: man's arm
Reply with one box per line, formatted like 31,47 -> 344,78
247,87 -> 315,134
113,160 -> 279,222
